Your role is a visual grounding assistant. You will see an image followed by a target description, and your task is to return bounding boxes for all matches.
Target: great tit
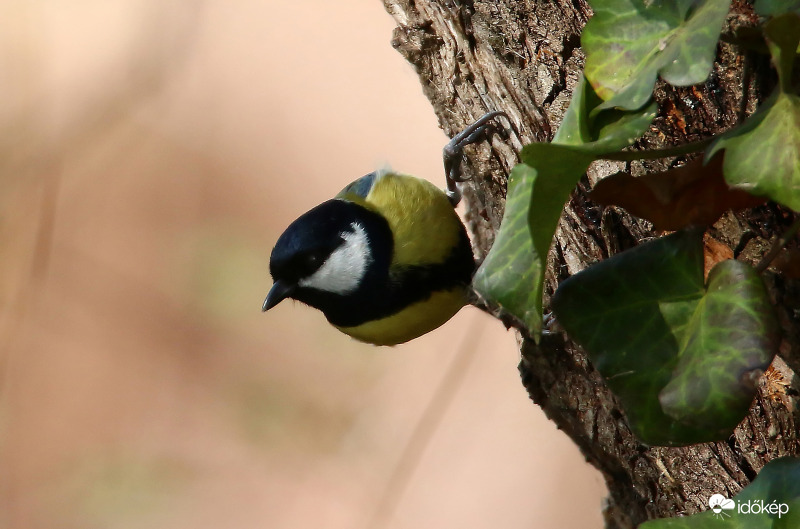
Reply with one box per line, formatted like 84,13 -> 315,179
262,111 -> 508,345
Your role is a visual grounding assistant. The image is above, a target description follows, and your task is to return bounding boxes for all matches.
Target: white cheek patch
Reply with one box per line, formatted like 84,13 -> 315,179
298,222 -> 372,294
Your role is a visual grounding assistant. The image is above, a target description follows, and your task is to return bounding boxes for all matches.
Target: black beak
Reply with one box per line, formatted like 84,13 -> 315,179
262,280 -> 296,311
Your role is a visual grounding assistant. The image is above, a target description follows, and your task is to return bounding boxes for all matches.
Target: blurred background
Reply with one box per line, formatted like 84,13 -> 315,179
0,1 -> 606,528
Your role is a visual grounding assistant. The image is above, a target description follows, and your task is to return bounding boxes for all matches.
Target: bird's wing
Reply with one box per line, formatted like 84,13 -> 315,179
339,171 -> 462,268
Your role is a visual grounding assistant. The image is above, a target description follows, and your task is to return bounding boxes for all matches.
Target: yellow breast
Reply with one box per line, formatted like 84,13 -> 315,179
335,288 -> 468,345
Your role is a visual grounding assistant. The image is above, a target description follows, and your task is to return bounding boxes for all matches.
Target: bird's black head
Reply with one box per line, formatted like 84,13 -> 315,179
263,199 -> 392,315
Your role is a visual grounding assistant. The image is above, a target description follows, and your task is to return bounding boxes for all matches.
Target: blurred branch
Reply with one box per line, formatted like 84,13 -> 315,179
366,317 -> 486,529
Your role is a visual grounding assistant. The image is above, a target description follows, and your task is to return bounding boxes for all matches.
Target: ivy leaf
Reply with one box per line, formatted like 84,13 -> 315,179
763,13 -> 800,92
709,92 -> 800,210
552,74 -> 599,146
552,229 -> 778,445
755,0 -> 800,17
706,14 -> 800,211
472,164 -> 551,338
553,74 -> 660,150
659,259 -> 778,427
473,77 -> 655,341
582,0 -> 731,112
590,155 -> 766,230
641,456 -> 800,528
473,149 -> 597,340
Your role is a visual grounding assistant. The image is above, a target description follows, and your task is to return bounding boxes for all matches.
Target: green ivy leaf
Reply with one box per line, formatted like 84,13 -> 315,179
708,92 -> 800,221
641,456 -> 800,528
551,74 -> 598,146
755,0 -> 800,17
706,16 -> 800,211
659,260 -> 779,427
473,164 -> 551,338
552,229 -> 778,445
553,74 -> 660,151
763,13 -> 800,92
582,0 -> 731,112
473,77 -> 655,341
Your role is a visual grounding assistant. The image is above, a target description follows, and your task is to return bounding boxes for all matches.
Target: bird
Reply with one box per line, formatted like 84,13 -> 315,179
262,111 -> 508,345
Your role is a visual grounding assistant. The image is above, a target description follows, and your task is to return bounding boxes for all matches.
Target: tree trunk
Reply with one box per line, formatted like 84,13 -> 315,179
382,0 -> 800,527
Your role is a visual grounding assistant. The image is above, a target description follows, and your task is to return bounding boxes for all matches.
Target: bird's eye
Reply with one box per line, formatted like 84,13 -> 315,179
304,252 -> 323,270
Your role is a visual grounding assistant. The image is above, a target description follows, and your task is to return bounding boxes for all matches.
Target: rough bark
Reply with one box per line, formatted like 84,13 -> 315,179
382,0 -> 800,527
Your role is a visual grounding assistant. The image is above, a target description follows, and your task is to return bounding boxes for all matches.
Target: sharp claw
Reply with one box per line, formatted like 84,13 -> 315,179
443,111 -> 510,206
446,188 -> 461,206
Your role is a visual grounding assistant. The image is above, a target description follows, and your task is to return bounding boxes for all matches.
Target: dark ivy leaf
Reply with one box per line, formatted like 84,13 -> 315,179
755,0 -> 800,17
763,13 -> 800,92
640,456 -> 800,528
552,229 -> 778,445
659,260 -> 778,427
473,77 -> 656,341
582,0 -> 731,112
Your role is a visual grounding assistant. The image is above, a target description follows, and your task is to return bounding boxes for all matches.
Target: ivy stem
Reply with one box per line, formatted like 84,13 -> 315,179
600,137 -> 714,162
755,216 -> 800,273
